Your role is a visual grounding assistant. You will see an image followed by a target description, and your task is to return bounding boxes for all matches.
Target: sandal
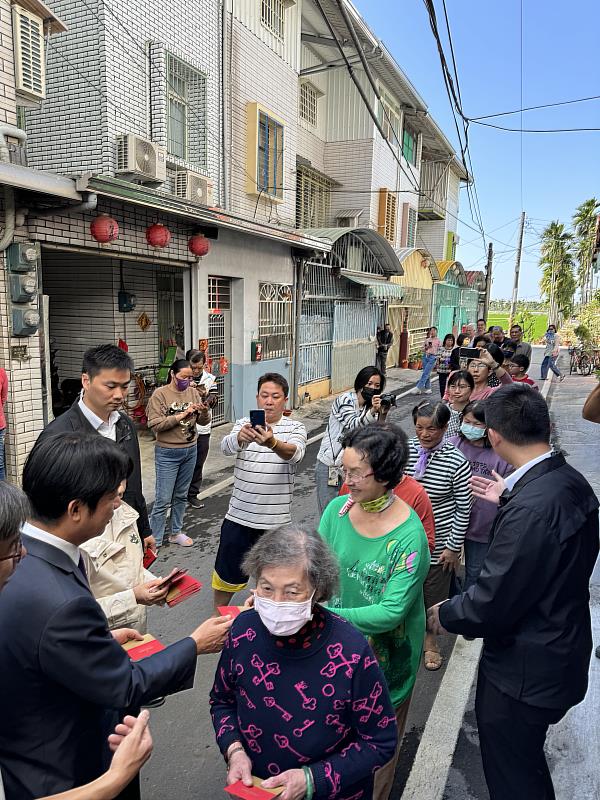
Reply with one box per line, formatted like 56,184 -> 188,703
423,649 -> 443,671
168,533 -> 193,547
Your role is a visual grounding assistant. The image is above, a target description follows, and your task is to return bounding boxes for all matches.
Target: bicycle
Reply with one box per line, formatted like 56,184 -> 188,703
568,346 -> 593,376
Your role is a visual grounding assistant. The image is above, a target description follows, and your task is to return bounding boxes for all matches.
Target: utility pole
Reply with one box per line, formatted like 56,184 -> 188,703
508,211 -> 526,329
483,242 -> 493,321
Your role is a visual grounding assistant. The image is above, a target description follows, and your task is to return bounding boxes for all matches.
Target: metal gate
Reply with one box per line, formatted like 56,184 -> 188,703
208,277 -> 232,424
331,301 -> 379,392
298,299 -> 334,384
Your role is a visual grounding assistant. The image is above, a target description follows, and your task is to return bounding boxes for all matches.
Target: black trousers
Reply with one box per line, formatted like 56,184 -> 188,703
475,670 -> 566,800
438,372 -> 449,397
187,433 -> 211,499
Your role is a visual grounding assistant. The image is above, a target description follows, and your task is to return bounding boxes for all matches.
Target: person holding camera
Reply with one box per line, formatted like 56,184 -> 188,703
315,366 -> 389,514
185,350 -> 218,510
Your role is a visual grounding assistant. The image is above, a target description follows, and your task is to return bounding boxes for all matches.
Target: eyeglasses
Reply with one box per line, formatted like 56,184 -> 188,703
0,537 -> 23,564
342,469 -> 374,485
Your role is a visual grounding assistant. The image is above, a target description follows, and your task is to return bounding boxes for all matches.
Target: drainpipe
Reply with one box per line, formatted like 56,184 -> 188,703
291,252 -> 306,409
0,123 -> 26,163
29,192 -> 98,218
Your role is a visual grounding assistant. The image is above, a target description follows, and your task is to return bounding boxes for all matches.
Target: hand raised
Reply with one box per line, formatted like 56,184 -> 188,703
470,470 -> 506,505
190,615 -> 234,654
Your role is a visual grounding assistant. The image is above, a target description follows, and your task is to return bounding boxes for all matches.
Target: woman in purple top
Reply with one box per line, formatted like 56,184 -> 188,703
210,525 -> 397,800
448,400 -> 513,591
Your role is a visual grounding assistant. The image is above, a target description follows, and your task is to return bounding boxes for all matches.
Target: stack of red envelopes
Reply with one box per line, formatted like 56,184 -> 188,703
122,634 -> 166,661
165,572 -> 203,607
224,778 -> 283,798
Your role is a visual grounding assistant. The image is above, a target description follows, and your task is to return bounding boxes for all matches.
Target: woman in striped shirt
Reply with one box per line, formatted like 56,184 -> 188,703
315,366 -> 387,514
405,401 -> 472,670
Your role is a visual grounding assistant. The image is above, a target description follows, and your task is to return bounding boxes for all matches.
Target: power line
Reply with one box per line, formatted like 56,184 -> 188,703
469,93 -> 600,121
470,120 -> 600,133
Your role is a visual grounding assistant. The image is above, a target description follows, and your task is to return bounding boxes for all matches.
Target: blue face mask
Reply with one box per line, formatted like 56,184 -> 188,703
461,422 -> 486,441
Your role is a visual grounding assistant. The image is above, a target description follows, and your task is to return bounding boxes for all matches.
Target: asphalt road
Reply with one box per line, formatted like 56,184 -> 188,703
141,389 -> 455,799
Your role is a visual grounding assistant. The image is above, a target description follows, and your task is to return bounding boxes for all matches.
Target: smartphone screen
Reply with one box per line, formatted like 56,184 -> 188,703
459,347 -> 481,360
249,409 -> 266,429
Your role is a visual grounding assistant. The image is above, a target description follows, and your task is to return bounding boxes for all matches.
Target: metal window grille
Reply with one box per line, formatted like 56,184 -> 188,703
299,82 -> 318,126
330,233 -> 387,276
167,53 -> 207,167
296,167 -> 332,228
261,0 -> 285,39
257,111 -> 284,199
208,276 -> 231,310
378,89 -> 400,147
258,282 -> 293,360
384,192 -> 397,243
407,207 -> 417,247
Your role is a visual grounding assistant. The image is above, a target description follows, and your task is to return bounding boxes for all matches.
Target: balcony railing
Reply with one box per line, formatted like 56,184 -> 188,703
418,160 -> 448,220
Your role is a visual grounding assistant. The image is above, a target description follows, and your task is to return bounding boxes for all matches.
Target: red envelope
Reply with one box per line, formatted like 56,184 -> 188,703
224,779 -> 282,799
143,548 -> 157,569
122,634 -> 165,660
217,606 -> 246,618
166,574 -> 203,607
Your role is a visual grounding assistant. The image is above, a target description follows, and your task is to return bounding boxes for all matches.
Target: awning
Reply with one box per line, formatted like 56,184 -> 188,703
344,273 -> 405,301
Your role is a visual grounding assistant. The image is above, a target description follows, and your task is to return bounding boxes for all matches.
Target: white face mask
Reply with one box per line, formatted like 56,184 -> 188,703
254,591 -> 315,637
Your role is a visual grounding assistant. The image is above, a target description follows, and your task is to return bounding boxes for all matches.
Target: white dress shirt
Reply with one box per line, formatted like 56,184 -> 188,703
22,521 -> 80,566
78,398 -> 120,441
504,449 -> 553,492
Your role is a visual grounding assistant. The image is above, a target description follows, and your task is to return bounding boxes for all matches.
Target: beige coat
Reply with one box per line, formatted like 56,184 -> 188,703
80,502 -> 156,633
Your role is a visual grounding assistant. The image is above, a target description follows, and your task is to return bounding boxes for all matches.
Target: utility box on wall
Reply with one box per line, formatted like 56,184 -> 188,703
6,242 -> 40,337
251,340 -> 262,362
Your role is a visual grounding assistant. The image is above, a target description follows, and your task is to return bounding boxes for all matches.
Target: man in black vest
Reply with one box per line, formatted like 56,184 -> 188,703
427,384 -> 599,800
39,345 -> 153,549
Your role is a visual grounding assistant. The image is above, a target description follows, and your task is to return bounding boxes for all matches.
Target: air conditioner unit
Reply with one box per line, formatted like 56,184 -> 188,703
175,170 -> 215,206
115,134 -> 167,184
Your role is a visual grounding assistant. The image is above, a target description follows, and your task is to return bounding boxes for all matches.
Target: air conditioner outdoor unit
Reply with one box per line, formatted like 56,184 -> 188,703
115,134 -> 167,184
175,170 -> 214,207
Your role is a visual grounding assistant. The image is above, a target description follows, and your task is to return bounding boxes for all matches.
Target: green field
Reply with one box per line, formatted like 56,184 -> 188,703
487,312 -> 549,343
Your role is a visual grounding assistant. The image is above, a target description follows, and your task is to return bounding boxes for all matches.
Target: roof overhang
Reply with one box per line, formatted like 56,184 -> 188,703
300,226 -> 404,276
395,246 -> 441,280
437,259 -> 468,287
15,0 -> 67,34
344,272 -> 405,300
0,162 -> 82,200
85,176 -> 332,253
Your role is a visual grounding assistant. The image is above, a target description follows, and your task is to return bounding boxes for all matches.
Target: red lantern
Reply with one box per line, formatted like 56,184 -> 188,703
90,214 -> 119,243
146,223 -> 171,248
188,233 -> 211,257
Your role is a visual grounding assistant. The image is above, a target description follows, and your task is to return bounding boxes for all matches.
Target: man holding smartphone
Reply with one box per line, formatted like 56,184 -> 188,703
212,373 -> 307,611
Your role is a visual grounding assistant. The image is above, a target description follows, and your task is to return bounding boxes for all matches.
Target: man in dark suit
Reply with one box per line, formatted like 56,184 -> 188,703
427,384 -> 599,800
0,432 -> 232,800
39,345 -> 154,549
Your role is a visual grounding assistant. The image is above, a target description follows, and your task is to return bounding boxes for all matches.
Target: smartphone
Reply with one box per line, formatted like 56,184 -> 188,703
249,409 -> 266,429
459,347 -> 481,360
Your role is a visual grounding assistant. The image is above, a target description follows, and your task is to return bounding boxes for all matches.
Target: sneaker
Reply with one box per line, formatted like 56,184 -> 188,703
187,497 -> 205,509
559,374 -> 565,382
168,533 -> 194,547
410,387 -> 422,394
423,389 -> 432,394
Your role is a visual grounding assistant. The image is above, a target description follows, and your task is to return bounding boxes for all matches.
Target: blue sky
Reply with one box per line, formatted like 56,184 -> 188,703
354,0 -> 600,299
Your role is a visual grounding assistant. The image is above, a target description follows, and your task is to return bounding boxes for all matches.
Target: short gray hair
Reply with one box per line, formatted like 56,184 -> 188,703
242,525 -> 339,603
0,482 -> 29,543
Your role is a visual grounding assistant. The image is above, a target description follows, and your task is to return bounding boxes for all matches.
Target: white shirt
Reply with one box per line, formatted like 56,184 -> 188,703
193,370 -> 217,436
78,397 -> 120,441
22,520 -> 80,566
504,449 -> 553,492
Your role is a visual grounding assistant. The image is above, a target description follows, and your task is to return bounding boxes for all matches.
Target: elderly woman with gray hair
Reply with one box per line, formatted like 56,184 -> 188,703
210,526 -> 397,800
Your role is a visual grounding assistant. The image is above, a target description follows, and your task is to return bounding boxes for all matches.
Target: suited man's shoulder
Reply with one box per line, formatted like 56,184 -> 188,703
39,403 -> 83,438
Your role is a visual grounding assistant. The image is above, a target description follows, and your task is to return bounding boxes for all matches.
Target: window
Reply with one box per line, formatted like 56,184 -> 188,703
12,5 -> 45,100
167,54 -> 207,167
259,283 -> 293,360
261,0 -> 285,39
402,125 -> 417,165
407,207 -> 417,247
247,104 -> 285,200
378,88 -> 401,147
296,166 -> 333,228
446,231 -> 457,260
299,82 -> 319,127
378,189 -> 397,244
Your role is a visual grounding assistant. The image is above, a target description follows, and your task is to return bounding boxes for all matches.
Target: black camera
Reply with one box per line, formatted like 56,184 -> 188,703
379,393 -> 397,409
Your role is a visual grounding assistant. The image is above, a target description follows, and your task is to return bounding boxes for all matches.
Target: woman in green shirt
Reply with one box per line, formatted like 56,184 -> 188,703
318,422 -> 430,800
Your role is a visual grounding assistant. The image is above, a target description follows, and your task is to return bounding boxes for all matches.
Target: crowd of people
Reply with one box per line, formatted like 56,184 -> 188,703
0,319 -> 598,800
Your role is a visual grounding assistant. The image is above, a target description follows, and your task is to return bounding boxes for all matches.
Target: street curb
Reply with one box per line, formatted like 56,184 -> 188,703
401,636 -> 483,800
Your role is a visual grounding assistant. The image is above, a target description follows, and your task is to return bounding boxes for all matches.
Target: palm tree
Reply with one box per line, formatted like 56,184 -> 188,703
572,198 -> 600,305
539,221 -> 576,324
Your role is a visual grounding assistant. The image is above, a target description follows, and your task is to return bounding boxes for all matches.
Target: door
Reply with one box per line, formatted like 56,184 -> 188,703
207,277 -> 232,424
437,305 -> 455,339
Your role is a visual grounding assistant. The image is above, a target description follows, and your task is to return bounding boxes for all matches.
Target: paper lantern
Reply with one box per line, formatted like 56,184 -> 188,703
146,223 -> 171,248
188,233 -> 211,257
90,214 -> 119,243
